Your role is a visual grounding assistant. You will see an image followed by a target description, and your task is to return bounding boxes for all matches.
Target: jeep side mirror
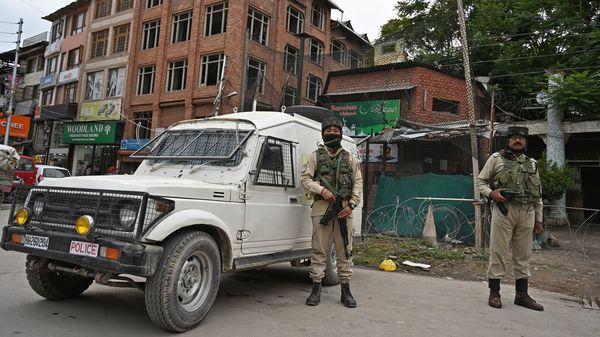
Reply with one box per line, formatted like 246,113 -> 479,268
259,143 -> 284,172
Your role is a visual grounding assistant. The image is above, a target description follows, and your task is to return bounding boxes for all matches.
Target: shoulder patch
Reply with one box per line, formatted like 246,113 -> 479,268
492,152 -> 501,158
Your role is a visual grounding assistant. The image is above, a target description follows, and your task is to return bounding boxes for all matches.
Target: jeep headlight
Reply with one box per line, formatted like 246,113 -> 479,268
118,204 -> 138,230
32,197 -> 45,217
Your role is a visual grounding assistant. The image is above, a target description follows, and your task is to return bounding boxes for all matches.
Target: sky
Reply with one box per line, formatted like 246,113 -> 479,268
0,0 -> 398,53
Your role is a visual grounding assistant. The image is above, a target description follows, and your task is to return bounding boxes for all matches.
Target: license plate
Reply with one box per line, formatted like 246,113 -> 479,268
69,240 -> 99,257
24,235 -> 49,250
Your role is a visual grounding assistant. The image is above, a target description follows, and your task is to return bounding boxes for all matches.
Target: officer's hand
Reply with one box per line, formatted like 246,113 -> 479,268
321,188 -> 336,202
489,188 -> 507,203
338,206 -> 352,219
534,221 -> 543,235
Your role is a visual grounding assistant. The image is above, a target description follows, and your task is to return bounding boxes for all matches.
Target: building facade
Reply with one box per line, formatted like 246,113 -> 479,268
35,0 -> 90,169
120,0 -> 371,171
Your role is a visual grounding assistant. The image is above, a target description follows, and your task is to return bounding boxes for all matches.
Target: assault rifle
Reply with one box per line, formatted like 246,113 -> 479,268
320,193 -> 351,258
496,190 -> 522,216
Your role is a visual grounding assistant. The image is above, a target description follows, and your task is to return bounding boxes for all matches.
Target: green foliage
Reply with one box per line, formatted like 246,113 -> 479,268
379,0 -> 600,117
537,155 -> 575,202
545,71 -> 600,117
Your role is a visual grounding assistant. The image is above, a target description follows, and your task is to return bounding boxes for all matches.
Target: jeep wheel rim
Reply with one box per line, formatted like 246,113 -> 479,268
177,251 -> 212,312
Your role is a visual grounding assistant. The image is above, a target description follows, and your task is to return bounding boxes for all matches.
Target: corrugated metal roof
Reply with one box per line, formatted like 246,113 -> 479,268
323,83 -> 415,96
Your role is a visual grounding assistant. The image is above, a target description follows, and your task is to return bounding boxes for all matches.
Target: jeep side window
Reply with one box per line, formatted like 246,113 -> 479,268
254,137 -> 295,187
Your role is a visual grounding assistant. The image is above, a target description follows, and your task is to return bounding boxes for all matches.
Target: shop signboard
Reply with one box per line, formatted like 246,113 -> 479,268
39,73 -> 57,89
80,98 -> 122,121
0,115 -> 31,138
63,121 -> 118,144
120,139 -> 150,150
357,142 -> 399,163
58,67 -> 79,84
328,99 -> 401,136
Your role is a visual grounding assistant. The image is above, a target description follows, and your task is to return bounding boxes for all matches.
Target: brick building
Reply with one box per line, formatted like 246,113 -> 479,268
121,0 -> 372,169
34,0 -> 90,169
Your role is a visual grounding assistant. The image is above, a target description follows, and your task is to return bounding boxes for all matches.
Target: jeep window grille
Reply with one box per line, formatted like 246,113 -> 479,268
131,129 -> 252,167
254,137 -> 295,187
10,186 -> 174,241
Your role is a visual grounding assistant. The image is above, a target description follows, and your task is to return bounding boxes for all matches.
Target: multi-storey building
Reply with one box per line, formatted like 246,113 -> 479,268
35,0 -> 90,168
119,0 -> 371,170
67,0 -> 134,176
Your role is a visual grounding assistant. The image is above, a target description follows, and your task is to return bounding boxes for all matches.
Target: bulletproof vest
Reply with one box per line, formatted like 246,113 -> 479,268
315,147 -> 353,200
494,154 -> 542,202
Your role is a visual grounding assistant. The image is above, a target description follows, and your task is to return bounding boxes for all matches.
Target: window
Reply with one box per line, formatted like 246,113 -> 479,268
137,65 -> 156,95
113,23 -> 130,53
311,3 -> 325,30
67,48 -> 80,69
247,7 -> 270,45
306,75 -> 322,102
254,137 -> 295,187
134,112 -> 153,139
46,56 -> 58,75
117,0 -> 133,12
84,71 -> 104,100
95,0 -> 112,19
282,86 -> 296,107
166,60 -> 188,91
26,59 -> 35,73
32,85 -> 39,101
247,58 -> 266,95
146,0 -> 163,8
309,38 -> 324,65
172,11 -> 192,43
64,82 -> 78,103
91,29 -> 109,58
382,43 -> 396,54
432,98 -> 460,115
286,6 -> 304,34
142,20 -> 160,49
51,20 -> 63,42
42,89 -> 53,106
106,67 -> 126,97
200,53 -> 225,86
36,56 -> 44,71
331,40 -> 346,65
71,12 -> 85,35
204,2 -> 228,36
284,45 -> 298,74
350,51 -> 363,69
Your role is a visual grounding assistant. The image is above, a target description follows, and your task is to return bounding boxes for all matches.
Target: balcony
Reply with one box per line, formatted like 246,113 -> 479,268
39,103 -> 78,121
44,38 -> 62,57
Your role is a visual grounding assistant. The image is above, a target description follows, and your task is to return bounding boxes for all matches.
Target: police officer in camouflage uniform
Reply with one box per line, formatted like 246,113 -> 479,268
477,126 -> 544,311
300,117 -> 363,308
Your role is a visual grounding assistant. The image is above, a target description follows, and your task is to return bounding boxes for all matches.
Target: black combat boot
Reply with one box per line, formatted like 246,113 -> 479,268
514,279 -> 544,311
488,278 -> 502,308
306,282 -> 321,306
340,283 -> 357,308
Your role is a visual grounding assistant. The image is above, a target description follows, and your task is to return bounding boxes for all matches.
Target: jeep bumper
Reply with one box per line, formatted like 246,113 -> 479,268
1,226 -> 163,277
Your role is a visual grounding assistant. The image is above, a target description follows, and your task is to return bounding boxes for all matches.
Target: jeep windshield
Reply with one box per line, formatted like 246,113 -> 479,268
131,128 -> 253,167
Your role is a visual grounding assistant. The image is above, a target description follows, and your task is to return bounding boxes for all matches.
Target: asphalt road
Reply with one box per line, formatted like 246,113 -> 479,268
0,209 -> 598,337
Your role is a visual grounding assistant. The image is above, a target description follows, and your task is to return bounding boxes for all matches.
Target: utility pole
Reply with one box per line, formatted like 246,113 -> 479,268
456,1 -> 483,252
4,18 -> 23,146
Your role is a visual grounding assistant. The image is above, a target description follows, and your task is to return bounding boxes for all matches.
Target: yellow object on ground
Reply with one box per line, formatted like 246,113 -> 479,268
379,259 -> 397,272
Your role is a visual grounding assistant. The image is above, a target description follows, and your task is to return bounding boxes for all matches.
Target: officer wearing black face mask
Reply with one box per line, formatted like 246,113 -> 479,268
300,117 -> 363,308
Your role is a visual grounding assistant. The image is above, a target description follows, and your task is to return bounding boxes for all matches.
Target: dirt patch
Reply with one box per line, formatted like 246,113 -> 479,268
354,226 -> 600,297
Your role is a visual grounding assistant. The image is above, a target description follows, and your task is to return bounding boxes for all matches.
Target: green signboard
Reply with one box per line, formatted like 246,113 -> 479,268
329,99 -> 401,136
63,121 -> 118,144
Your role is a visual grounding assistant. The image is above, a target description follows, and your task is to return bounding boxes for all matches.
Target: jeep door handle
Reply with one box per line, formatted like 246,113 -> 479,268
289,196 -> 299,204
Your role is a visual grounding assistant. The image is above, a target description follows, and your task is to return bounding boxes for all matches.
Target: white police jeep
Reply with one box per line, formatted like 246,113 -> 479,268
1,107 -> 361,332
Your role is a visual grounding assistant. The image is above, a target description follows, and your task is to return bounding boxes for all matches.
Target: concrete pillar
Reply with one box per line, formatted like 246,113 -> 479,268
545,73 -> 567,224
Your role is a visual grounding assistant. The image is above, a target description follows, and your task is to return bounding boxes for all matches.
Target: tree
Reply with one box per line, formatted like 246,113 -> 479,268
537,155 -> 575,202
379,0 -> 600,119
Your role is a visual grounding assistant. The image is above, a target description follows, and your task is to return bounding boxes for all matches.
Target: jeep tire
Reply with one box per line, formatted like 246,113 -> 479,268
322,240 -> 340,286
145,231 -> 221,332
25,255 -> 93,300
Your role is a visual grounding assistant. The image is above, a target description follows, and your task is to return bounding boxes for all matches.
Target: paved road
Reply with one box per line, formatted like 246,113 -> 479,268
0,209 -> 598,337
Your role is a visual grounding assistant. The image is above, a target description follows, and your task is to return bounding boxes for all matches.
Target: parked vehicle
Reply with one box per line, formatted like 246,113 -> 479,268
35,165 -> 71,183
1,108 -> 362,332
14,156 -> 37,187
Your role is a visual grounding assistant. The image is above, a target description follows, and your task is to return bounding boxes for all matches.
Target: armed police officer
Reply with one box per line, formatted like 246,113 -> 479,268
300,116 -> 363,308
477,126 -> 544,311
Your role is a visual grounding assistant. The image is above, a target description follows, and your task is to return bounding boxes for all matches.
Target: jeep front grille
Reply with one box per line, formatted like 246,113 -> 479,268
10,186 -> 174,241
